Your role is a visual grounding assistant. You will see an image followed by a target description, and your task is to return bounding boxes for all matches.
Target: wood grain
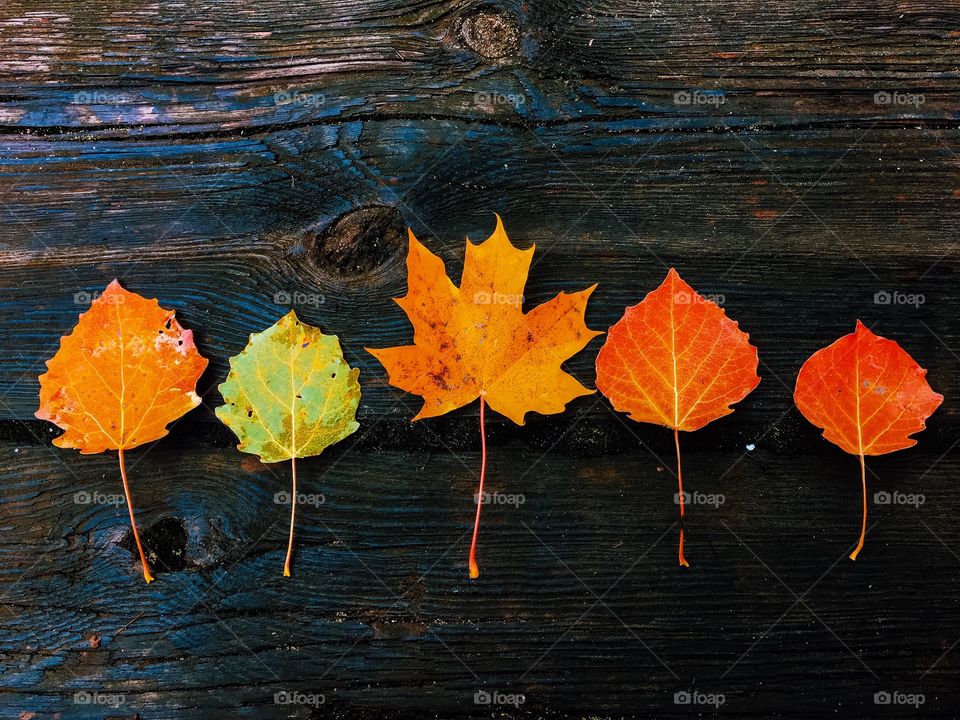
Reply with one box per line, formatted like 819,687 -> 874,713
0,120 -> 957,440
0,1 -> 957,441
1,0 -> 958,716
1,439 -> 958,717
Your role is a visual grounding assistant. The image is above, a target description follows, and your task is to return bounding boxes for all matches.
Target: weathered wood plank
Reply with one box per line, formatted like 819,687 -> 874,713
1,0 -> 958,134
0,440 -> 958,717
0,2 -> 958,716
0,121 -> 957,434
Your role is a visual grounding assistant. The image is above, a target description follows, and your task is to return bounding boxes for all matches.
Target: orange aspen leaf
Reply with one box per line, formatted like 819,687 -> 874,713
595,269 -> 760,567
367,215 -> 601,579
36,280 -> 208,583
794,321 -> 942,560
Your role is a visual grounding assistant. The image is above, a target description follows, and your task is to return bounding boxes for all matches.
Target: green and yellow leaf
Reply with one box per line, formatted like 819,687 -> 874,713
216,311 -> 360,463
215,310 -> 360,576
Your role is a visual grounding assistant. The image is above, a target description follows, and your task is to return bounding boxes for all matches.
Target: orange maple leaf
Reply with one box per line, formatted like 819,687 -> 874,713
595,268 -> 760,566
37,280 -> 208,582
367,215 -> 600,578
794,321 -> 942,560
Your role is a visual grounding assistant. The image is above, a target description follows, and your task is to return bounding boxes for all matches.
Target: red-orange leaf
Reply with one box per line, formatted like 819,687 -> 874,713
36,280 -> 208,582
794,320 -> 942,560
595,268 -> 760,566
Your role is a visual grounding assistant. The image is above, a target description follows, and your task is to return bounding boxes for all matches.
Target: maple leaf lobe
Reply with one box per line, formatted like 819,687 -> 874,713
367,216 -> 600,425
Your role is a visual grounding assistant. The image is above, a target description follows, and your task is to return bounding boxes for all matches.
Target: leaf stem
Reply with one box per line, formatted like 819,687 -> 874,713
468,396 -> 487,579
284,455 -> 297,577
849,453 -> 867,561
674,427 -> 689,568
119,448 -> 153,583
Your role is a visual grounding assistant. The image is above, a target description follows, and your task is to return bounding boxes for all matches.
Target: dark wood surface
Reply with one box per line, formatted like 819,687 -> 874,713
1,0 -> 958,717
2,439 -> 959,719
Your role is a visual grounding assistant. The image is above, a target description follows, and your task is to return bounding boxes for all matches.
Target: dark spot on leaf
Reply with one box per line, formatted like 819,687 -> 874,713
430,372 -> 452,391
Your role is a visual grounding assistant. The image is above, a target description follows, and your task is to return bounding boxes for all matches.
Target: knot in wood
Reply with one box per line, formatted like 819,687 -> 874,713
122,517 -> 188,573
313,205 -> 405,277
460,9 -> 521,59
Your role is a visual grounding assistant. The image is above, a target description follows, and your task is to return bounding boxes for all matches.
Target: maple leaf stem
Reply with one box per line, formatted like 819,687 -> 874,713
468,396 -> 487,580
284,455 -> 297,577
118,448 -> 154,583
849,453 -> 867,561
674,427 -> 689,568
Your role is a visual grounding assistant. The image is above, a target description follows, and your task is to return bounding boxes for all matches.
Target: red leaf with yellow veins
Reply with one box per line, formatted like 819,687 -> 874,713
595,268 -> 760,566
36,280 -> 208,582
794,321 -> 942,560
367,215 -> 601,578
